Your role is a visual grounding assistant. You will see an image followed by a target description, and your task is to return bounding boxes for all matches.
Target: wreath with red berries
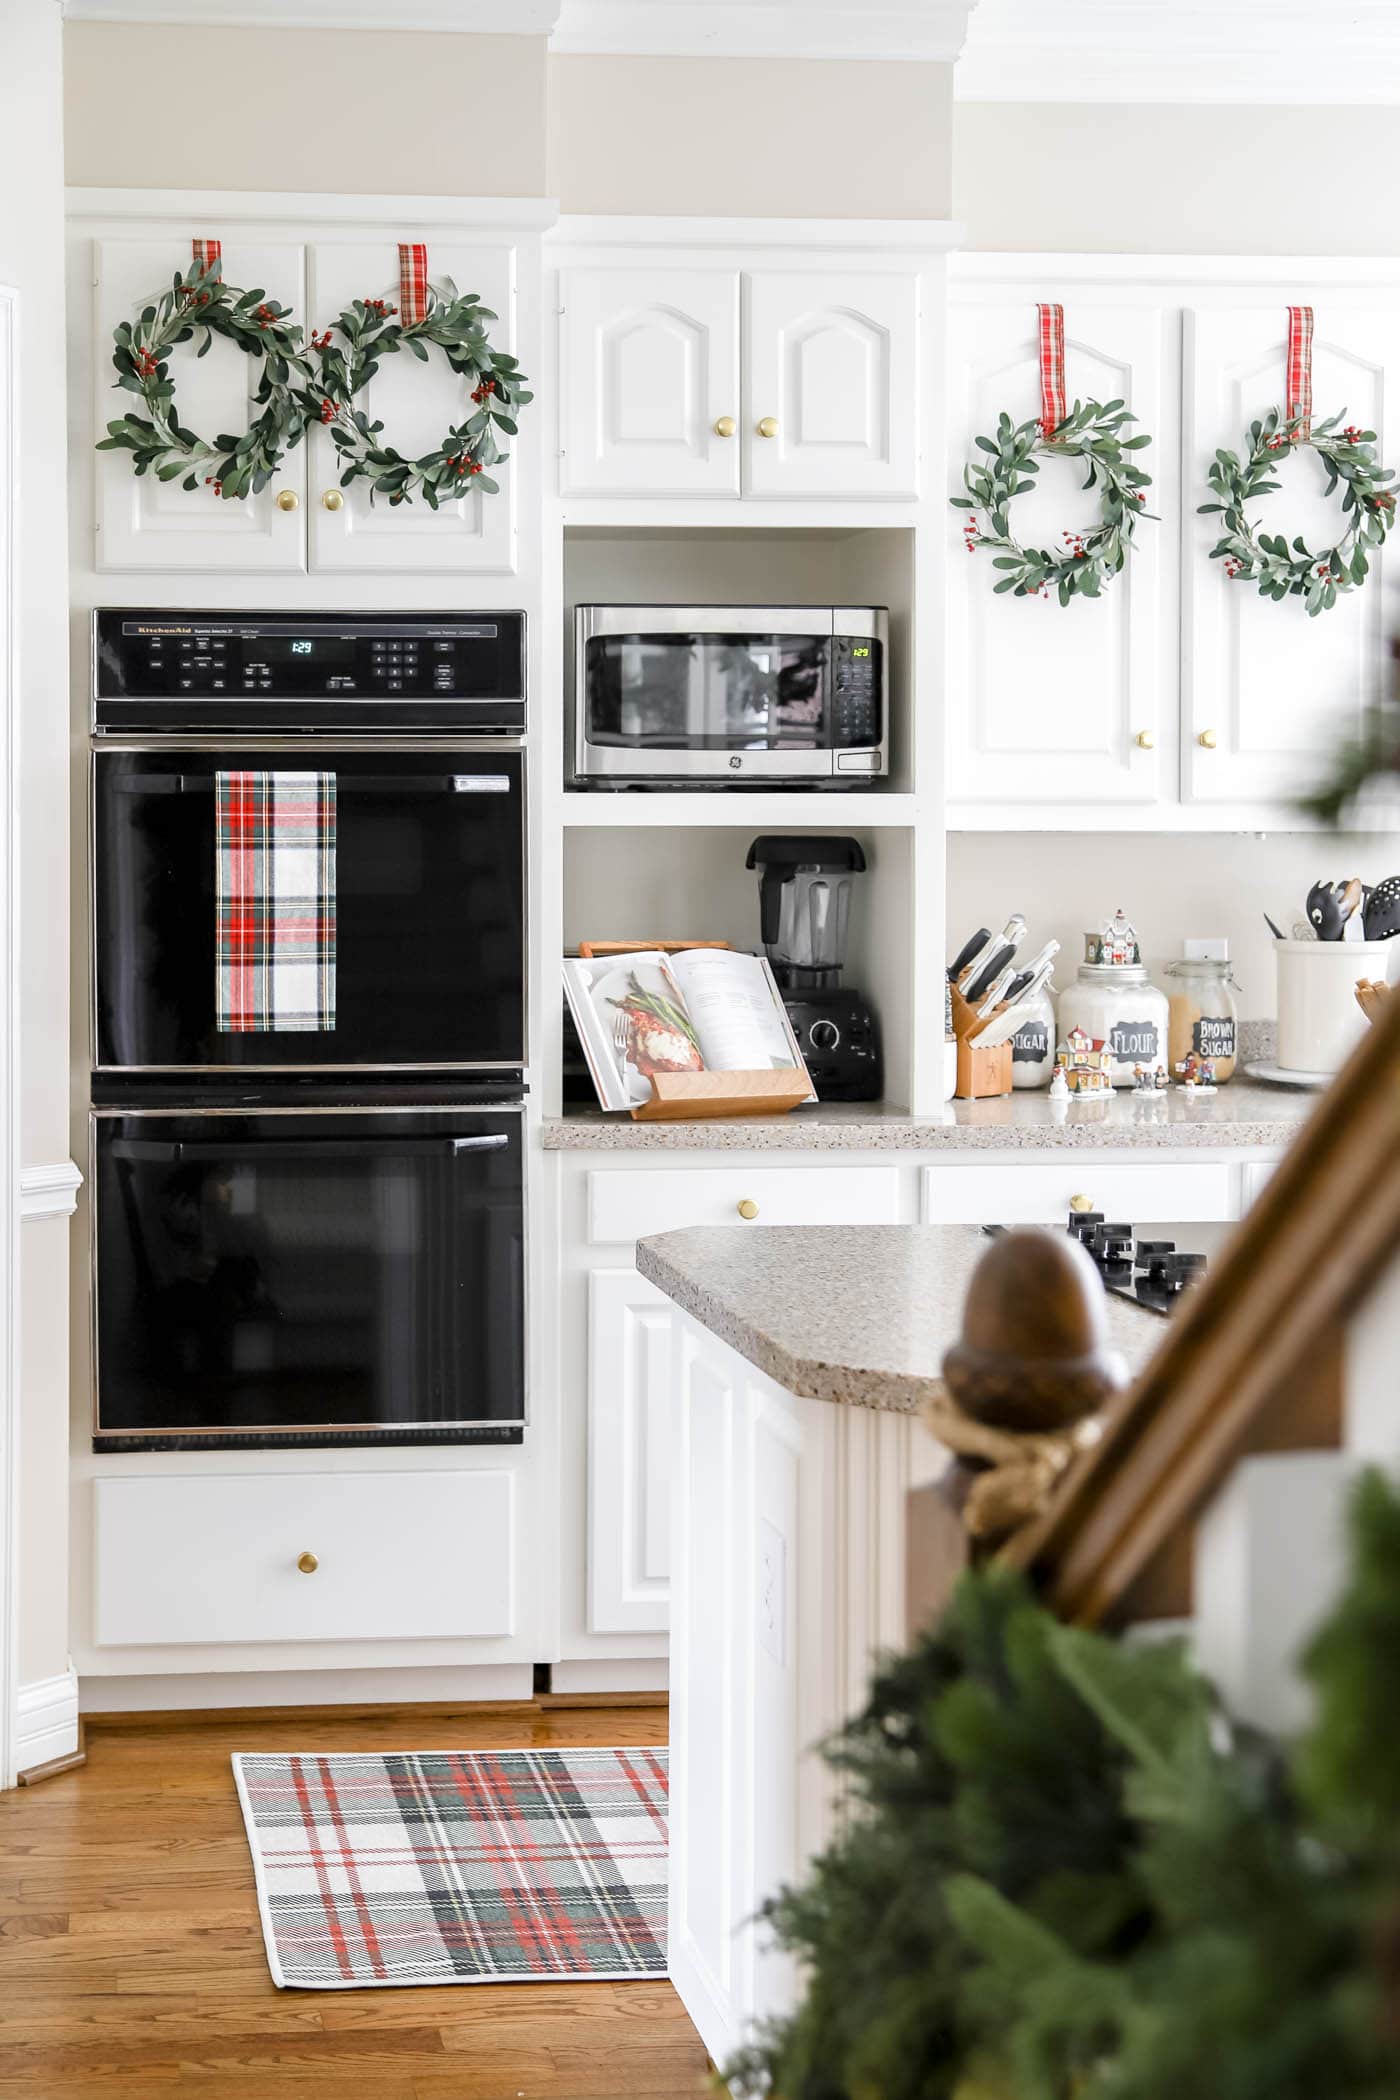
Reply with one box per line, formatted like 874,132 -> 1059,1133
97,256 -> 310,499
952,398 -> 1155,606
297,279 -> 531,509
1199,407 -> 1397,614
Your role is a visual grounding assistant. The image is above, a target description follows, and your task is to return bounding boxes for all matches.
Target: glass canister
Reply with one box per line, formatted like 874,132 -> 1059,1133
1009,985 -> 1057,1088
1058,962 -> 1169,1088
1165,955 -> 1239,1083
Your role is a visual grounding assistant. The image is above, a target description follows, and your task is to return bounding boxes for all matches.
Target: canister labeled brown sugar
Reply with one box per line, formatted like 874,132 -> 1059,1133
1165,955 -> 1239,1083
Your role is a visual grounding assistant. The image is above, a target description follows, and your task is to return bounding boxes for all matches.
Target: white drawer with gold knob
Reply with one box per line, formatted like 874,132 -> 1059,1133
586,1165 -> 901,1246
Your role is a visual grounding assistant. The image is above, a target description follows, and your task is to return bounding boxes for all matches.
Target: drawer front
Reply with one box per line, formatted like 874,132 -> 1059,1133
586,1164 -> 902,1245
93,1470 -> 515,1647
921,1160 -> 1237,1226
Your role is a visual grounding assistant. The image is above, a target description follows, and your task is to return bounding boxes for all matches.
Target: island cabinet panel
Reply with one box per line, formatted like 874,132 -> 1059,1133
92,1471 -> 515,1649
587,1268 -> 674,1635
947,297 -> 1171,810
558,267 -> 741,498
308,239 -> 519,574
1183,301 -> 1398,808
743,270 -> 919,499
586,1163 -> 903,1245
92,237 -> 308,574
921,1158 -> 1239,1225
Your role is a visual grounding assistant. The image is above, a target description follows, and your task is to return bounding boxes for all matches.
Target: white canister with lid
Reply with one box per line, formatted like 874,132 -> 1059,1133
1058,961 -> 1169,1087
1009,985 -> 1057,1087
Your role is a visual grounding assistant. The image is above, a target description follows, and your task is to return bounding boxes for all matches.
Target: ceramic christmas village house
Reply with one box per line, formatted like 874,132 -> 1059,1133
1055,1024 -> 1114,1095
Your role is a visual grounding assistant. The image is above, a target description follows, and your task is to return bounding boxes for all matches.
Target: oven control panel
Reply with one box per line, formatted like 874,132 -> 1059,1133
93,609 -> 526,735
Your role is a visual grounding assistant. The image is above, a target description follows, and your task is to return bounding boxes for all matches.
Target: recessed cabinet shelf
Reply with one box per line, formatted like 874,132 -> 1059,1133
558,791 -> 918,828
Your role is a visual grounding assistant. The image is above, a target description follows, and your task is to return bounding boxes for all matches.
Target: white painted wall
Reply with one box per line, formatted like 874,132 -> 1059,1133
0,0 -> 73,1700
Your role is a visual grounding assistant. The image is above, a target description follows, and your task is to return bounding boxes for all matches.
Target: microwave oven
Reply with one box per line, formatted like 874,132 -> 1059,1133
571,604 -> 888,786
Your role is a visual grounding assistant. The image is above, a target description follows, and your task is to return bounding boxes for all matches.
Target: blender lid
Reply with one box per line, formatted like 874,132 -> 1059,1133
745,836 -> 868,873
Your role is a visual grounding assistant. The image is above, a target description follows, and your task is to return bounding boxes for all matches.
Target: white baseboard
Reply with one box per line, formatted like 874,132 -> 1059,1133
17,1665 -> 80,1771
79,1662 -> 536,1714
19,1160 -> 81,1223
551,1657 -> 668,1695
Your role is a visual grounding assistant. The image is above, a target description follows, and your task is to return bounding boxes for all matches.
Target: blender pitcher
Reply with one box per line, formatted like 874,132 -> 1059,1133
745,836 -> 867,991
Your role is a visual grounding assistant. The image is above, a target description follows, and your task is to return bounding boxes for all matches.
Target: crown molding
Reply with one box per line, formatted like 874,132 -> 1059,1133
63,0 -> 562,29
956,0 -> 1400,104
549,0 -> 974,62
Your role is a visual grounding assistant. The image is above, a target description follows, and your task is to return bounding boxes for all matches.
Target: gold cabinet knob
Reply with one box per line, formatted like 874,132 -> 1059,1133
1135,729 -> 1155,750
275,489 -> 299,513
322,489 -> 345,512
1198,728 -> 1218,749
756,416 -> 778,439
296,1551 -> 319,1575
737,1198 -> 759,1221
1069,1193 -> 1094,1214
713,415 -> 736,439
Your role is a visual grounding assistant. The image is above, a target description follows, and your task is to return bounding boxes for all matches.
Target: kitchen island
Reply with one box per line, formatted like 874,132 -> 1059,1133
637,1223 -> 1164,2078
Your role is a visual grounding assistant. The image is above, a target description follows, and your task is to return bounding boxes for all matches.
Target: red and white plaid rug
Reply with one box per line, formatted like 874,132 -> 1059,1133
233,1747 -> 668,1989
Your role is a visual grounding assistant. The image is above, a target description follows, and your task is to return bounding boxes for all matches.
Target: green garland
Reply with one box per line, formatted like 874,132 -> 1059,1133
1199,408 -> 1397,614
298,278 -> 532,509
952,399 -> 1155,606
97,258 -> 309,500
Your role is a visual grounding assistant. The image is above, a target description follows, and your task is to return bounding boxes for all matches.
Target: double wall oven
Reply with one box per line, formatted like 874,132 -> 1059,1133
90,609 -> 528,1451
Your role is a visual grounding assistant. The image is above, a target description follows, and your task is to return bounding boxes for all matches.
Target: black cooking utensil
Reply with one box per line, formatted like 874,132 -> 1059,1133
1263,912 -> 1285,941
1363,875 -> 1400,941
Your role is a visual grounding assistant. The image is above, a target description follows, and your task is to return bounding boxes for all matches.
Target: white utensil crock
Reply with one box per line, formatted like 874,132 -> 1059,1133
1275,937 -> 1396,1073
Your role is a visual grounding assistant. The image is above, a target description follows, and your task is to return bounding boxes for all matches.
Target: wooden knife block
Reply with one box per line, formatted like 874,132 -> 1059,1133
950,983 -> 1014,1101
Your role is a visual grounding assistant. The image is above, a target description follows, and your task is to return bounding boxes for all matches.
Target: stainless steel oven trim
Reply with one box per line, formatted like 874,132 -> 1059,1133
88,744 -> 529,1077
88,1101 -> 529,1442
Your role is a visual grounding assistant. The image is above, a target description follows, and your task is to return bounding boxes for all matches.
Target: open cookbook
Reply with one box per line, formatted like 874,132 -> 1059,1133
563,948 -> 816,1113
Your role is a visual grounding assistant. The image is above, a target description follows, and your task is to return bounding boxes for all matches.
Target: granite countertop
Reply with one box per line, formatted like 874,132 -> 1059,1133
542,1079 -> 1315,1153
636,1223 -> 1165,1413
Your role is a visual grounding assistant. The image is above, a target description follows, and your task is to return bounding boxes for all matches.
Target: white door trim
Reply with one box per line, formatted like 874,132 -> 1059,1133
20,1161 -> 82,1224
0,284 -> 20,1789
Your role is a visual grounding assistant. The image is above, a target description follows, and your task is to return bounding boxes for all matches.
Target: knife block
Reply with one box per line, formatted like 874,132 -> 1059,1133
950,983 -> 1015,1101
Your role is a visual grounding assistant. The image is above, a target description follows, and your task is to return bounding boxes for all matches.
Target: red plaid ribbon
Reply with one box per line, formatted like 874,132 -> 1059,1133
1037,302 -> 1067,437
191,237 -> 222,276
1287,304 -> 1314,439
398,242 -> 429,326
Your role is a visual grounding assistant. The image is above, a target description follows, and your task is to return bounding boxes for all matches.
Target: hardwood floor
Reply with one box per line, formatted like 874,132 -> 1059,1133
0,1700 -> 712,2097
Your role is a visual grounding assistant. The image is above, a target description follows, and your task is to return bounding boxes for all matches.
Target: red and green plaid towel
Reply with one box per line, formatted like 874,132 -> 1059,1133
216,771 -> 336,1033
233,1747 -> 668,1989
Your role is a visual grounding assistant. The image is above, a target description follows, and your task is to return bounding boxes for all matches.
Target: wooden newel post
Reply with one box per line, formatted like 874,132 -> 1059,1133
905,1230 -> 1131,1635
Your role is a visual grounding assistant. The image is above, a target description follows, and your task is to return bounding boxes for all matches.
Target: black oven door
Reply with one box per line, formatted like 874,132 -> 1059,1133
92,747 -> 524,1075
92,1107 -> 525,1449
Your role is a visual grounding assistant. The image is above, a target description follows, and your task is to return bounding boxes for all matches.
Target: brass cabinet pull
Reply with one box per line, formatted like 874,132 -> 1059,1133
322,489 -> 345,512
275,489 -> 300,513
1135,729 -> 1155,750
713,415 -> 736,439
1198,728 -> 1219,749
1068,1194 -> 1094,1214
737,1198 -> 759,1220
296,1551 -> 319,1575
756,417 -> 778,439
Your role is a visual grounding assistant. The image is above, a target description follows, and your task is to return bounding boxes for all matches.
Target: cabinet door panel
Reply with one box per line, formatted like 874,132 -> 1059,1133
560,268 -> 741,497
93,239 -> 307,574
948,299 -> 1169,808
308,241 -> 518,574
587,1268 -> 673,1634
1184,303 -> 1395,807
744,271 -> 918,499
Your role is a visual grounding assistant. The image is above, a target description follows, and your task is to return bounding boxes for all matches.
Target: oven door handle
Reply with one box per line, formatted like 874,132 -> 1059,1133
108,1134 -> 511,1163
110,774 -> 512,797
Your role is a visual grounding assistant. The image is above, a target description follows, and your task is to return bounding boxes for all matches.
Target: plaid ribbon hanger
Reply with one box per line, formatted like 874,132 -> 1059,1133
1037,301 -> 1067,437
1287,303 -> 1314,440
217,771 -> 337,1034
398,241 -> 429,326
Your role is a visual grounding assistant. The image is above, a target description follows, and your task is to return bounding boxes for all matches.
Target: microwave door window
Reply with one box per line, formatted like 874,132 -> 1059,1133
587,634 -> 827,750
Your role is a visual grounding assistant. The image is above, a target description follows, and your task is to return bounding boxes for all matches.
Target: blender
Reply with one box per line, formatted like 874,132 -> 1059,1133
745,836 -> 882,1101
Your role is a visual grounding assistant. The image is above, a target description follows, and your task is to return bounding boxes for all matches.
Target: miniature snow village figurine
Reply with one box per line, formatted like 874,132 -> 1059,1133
1175,1050 -> 1218,1092
1055,1025 -> 1114,1096
1132,1060 -> 1170,1092
1047,1065 -> 1070,1103
1084,908 -> 1141,968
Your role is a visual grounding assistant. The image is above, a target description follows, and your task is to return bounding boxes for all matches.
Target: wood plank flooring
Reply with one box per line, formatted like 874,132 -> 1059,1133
0,1701 -> 712,2097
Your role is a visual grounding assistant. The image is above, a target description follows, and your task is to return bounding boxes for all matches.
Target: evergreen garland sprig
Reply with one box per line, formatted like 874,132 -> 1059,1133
297,278 -> 532,509
97,259 -> 311,499
1199,408 -> 1396,614
952,399 -> 1155,607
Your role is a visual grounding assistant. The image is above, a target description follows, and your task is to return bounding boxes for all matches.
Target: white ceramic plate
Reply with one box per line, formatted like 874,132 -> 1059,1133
1243,1059 -> 1332,1091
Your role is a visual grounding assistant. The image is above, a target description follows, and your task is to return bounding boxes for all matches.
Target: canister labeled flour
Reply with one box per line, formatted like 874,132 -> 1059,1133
1057,912 -> 1168,1089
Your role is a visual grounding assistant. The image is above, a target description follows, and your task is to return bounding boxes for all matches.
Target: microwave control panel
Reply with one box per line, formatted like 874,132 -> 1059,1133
833,634 -> 882,749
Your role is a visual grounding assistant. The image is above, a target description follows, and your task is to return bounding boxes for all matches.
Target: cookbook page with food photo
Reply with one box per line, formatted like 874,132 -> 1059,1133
563,948 -> 815,1111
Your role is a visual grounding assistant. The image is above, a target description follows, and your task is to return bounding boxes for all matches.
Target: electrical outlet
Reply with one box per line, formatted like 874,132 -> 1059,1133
757,1519 -> 786,1666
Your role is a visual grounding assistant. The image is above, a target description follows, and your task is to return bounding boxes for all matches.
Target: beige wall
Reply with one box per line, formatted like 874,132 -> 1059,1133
955,102 -> 1400,254
63,25 -> 549,196
3,0 -> 72,1693
549,54 -> 953,217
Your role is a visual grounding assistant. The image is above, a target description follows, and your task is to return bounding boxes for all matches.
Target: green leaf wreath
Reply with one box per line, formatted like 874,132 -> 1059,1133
297,277 -> 532,509
96,258 -> 310,500
952,399 -> 1155,606
1199,408 -> 1397,615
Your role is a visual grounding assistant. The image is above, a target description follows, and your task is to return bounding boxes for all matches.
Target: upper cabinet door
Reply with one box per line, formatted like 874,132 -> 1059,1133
559,268 -> 741,498
308,241 -> 519,574
947,299 -> 1171,809
742,270 -> 919,500
93,238 -> 307,574
1184,302 -> 1396,808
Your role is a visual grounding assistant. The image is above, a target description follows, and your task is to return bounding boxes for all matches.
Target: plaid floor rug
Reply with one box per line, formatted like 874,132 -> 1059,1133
232,1746 -> 668,1990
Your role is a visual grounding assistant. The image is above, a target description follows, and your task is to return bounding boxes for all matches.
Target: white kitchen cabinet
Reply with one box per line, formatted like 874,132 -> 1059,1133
559,267 -> 741,498
586,1161 -> 903,1243
308,239 -> 519,574
93,237 -> 308,574
744,270 -> 918,500
1183,301 -> 1397,808
558,262 -> 920,501
921,1157 -> 1242,1225
587,1268 -> 674,1634
947,295 -> 1171,809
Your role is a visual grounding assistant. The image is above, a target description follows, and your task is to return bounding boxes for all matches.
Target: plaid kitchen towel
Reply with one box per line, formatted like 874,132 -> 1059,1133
216,770 -> 336,1033
232,1747 -> 669,1989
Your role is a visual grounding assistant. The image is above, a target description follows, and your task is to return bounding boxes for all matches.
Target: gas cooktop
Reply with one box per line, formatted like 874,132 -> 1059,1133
985,1209 -> 1209,1317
